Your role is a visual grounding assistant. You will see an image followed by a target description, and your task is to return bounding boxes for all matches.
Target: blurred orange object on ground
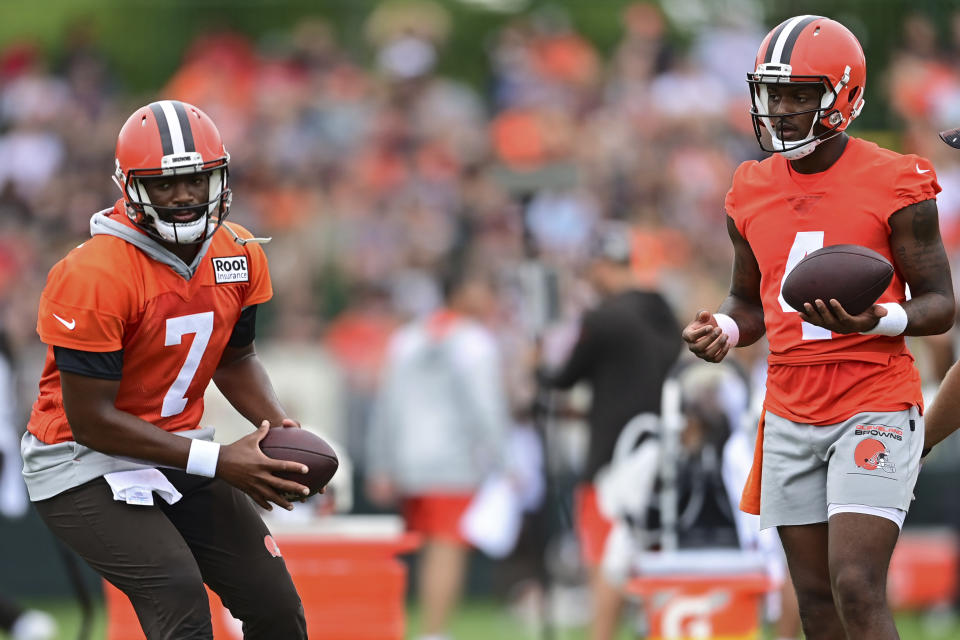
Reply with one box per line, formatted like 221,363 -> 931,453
627,572 -> 770,640
103,582 -> 239,640
888,528 -> 958,610
105,516 -> 419,640
625,550 -> 773,640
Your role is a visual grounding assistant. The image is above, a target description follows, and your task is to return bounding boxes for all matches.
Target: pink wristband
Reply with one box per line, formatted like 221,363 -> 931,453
713,313 -> 740,347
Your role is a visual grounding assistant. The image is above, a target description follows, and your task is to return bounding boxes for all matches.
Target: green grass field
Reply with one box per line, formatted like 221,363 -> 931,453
3,598 -> 960,640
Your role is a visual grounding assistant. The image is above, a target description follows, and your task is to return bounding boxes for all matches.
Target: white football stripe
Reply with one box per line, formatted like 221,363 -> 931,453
769,15 -> 812,64
158,100 -> 186,155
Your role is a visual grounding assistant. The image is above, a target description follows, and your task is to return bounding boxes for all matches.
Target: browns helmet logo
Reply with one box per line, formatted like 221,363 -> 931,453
264,535 -> 282,558
854,438 -> 895,473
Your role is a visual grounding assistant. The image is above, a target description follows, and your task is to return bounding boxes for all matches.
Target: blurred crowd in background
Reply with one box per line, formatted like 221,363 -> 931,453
4,0 -> 960,591
4,0 -> 960,488
0,2 -> 956,443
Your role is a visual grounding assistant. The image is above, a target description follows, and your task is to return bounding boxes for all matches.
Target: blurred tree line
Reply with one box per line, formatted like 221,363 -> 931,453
0,0 -> 955,129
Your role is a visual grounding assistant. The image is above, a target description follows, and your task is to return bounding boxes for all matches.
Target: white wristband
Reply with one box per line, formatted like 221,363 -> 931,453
186,440 -> 221,477
713,313 -> 740,347
861,302 -> 908,337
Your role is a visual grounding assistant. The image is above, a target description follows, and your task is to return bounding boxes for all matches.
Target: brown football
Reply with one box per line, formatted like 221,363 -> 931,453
782,244 -> 894,316
260,427 -> 339,495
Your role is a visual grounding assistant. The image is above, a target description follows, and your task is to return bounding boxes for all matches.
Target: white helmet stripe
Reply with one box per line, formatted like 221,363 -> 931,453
157,100 -> 187,155
769,15 -> 816,65
172,101 -> 196,152
148,103 -> 173,155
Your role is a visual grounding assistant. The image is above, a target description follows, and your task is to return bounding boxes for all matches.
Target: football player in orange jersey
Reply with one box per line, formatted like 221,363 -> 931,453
21,100 -> 309,639
682,16 -> 954,640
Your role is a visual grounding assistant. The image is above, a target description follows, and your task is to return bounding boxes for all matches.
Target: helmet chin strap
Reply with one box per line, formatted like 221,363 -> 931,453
773,136 -> 821,160
765,115 -> 820,160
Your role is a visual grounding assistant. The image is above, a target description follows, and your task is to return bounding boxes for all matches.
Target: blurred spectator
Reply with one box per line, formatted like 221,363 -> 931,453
0,600 -> 56,640
0,331 -> 27,520
889,13 -> 960,144
365,262 -> 510,640
0,4 -> 754,361
164,31 -> 259,145
668,365 -> 744,550
0,45 -> 68,204
0,330 -> 57,640
323,283 -> 399,464
536,223 -> 682,640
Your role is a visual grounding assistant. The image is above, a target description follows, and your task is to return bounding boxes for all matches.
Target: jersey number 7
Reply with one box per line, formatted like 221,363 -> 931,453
161,312 -> 214,417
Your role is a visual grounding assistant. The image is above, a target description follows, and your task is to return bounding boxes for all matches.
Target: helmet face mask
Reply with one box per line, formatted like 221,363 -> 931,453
113,101 -> 232,246
873,451 -> 895,473
119,163 -> 231,245
854,438 -> 896,473
748,16 -> 866,160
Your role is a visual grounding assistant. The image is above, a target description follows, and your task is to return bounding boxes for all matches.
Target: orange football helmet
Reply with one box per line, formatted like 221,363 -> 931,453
113,100 -> 231,244
748,16 -> 866,159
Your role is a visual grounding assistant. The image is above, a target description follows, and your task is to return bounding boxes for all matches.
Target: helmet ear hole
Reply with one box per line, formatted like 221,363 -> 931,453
848,86 -> 860,103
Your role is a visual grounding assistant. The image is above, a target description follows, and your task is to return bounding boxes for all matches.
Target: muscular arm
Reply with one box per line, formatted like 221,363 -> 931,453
213,342 -> 298,428
682,216 -> 765,362
888,198 -> 955,336
62,361 -> 309,510
798,198 -> 954,335
924,360 -> 960,450
62,372 -> 194,467
895,200 -> 960,451
717,215 -> 767,347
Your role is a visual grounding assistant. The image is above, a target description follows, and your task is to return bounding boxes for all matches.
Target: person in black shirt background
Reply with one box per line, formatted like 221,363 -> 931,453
538,224 -> 682,640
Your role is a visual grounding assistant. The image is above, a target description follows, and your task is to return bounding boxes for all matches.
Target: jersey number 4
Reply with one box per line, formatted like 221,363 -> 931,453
161,312 -> 214,417
777,231 -> 831,341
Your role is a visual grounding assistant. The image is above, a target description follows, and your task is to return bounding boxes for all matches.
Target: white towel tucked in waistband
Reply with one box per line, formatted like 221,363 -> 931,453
104,469 -> 183,506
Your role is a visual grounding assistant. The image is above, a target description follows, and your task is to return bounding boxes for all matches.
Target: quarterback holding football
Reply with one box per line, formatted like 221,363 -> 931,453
682,15 -> 954,640
22,100 -> 310,639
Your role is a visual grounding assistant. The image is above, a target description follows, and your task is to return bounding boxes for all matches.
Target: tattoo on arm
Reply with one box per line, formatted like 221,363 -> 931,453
912,199 -> 942,243
889,198 -> 955,334
894,199 -> 944,273
719,216 -> 766,344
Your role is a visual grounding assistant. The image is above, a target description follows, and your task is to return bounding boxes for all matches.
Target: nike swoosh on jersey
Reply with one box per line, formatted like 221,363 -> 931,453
53,314 -> 76,330
916,163 -> 930,174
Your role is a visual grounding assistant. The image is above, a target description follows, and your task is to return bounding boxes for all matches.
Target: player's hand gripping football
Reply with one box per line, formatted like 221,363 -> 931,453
682,310 -> 731,363
217,419 -> 312,511
797,299 -> 888,334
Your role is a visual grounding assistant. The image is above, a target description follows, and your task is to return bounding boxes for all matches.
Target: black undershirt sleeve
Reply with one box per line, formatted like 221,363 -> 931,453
540,310 -> 602,390
54,346 -> 123,380
227,305 -> 258,347
52,305 -> 257,379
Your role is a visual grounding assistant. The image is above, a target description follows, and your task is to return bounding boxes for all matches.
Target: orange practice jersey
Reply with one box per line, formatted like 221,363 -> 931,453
725,137 -> 940,425
28,202 -> 272,444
